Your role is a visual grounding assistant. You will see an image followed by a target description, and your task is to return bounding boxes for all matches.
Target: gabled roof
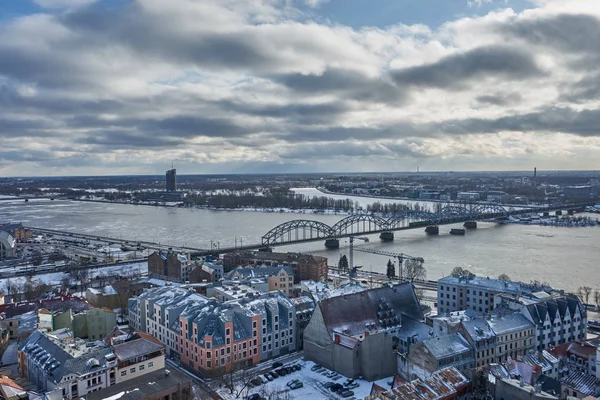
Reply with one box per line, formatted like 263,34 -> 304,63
318,282 -> 423,338
562,372 -> 600,396
421,333 -> 473,360
113,337 -> 164,362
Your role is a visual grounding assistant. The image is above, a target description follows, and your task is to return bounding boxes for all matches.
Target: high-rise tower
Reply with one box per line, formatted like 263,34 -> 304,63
166,168 -> 177,192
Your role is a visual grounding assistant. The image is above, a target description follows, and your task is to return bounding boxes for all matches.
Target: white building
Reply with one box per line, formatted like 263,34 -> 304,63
0,230 -> 16,259
457,192 -> 481,201
495,291 -> 587,350
437,274 -> 551,315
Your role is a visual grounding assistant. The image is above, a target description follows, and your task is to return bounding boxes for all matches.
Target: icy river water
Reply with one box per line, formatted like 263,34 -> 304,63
0,189 -> 598,293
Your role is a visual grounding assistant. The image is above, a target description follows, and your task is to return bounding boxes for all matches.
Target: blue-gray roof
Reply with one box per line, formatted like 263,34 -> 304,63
422,332 -> 473,360
438,275 -> 551,294
226,265 -> 294,280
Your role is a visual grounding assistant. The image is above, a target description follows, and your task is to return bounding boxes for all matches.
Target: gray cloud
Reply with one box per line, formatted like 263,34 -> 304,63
391,46 -> 544,89
476,92 -> 522,106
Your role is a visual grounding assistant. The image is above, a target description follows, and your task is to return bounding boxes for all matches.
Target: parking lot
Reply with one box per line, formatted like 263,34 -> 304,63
217,359 -> 394,400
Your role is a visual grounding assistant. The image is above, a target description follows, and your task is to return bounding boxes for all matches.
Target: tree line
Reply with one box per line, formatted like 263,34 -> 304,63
183,193 -> 359,211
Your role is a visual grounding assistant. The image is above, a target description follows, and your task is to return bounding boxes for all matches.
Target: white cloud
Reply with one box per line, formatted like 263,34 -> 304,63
1,0 -> 600,175
304,0 -> 330,8
34,0 -> 97,9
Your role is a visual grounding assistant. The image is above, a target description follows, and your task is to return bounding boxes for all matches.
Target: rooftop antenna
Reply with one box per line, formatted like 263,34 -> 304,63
171,162 -> 174,169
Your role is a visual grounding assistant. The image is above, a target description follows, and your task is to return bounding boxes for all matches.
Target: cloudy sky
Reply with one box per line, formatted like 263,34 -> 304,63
1,0 -> 599,176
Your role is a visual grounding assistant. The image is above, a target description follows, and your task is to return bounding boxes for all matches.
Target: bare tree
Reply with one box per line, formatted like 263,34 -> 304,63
595,290 -> 600,309
578,286 -> 593,305
404,258 -> 426,282
219,364 -> 254,399
497,274 -> 511,281
450,267 -> 471,278
60,276 -> 72,292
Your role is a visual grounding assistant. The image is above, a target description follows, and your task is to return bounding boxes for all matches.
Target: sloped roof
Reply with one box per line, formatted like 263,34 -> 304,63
421,333 -> 473,360
113,338 -> 164,362
318,282 -> 423,337
562,372 -> 600,396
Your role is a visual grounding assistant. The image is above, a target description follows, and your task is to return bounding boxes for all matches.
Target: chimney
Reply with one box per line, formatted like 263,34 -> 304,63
334,334 -> 340,345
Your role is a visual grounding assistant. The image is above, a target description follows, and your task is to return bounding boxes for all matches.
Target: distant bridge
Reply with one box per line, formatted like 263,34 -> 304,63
260,202 -> 595,247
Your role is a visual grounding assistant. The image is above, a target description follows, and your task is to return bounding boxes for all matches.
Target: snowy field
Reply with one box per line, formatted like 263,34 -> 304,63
0,261 -> 147,291
217,360 -> 393,400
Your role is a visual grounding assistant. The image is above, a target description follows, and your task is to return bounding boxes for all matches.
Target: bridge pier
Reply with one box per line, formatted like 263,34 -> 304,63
425,226 -> 439,235
324,239 -> 340,249
463,221 -> 477,229
543,212 -> 549,217
379,232 -> 394,242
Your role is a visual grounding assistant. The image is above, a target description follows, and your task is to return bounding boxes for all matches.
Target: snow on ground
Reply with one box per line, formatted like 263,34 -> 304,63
0,261 -> 147,291
217,360 -> 393,400
17,311 -> 38,332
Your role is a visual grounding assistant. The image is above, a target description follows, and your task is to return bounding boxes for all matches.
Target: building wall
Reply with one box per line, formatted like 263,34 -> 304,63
53,310 -> 73,331
494,379 -> 558,400
360,333 -> 398,381
72,308 -> 117,340
267,269 -> 294,297
303,307 -> 335,371
117,355 -> 165,384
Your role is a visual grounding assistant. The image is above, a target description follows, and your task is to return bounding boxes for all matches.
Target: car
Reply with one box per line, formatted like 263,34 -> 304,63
322,382 -> 335,389
272,361 -> 283,368
250,378 -> 263,387
260,376 -> 269,384
311,364 -> 323,372
329,383 -> 344,392
346,382 -> 359,389
343,379 -> 354,386
264,374 -> 274,382
284,366 -> 294,374
267,371 -> 278,379
340,390 -> 355,398
293,364 -> 302,371
286,379 -> 299,388
290,381 -> 303,390
332,375 -> 342,381
275,368 -> 286,376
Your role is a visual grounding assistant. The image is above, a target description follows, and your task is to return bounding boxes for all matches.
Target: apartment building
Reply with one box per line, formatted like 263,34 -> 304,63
148,251 -> 196,282
129,286 -> 296,375
496,291 -> 587,350
226,265 -> 295,297
460,312 -> 536,368
17,329 -> 165,399
223,251 -> 327,283
437,274 -> 551,314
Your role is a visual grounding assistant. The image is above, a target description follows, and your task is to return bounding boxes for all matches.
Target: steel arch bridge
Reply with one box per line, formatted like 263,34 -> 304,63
386,211 -> 438,229
261,219 -> 333,245
331,215 -> 389,236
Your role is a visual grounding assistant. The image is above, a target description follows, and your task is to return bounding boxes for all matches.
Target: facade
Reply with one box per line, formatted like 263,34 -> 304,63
497,291 -> 587,350
0,223 -> 32,241
113,334 -> 166,384
148,251 -> 195,282
460,312 -> 536,368
290,296 -> 314,350
437,274 -> 551,315
52,308 -> 117,340
549,341 -> 598,378
405,333 -> 475,380
303,282 -> 427,381
86,286 -> 120,309
226,265 -> 295,297
456,192 -> 480,201
166,168 -> 177,192
128,286 -> 296,375
18,329 -> 165,400
223,251 -> 328,283
0,231 -> 16,259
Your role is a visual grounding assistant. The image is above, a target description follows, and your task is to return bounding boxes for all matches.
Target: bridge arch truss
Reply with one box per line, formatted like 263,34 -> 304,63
261,219 -> 333,246
387,211 -> 438,229
331,214 -> 389,236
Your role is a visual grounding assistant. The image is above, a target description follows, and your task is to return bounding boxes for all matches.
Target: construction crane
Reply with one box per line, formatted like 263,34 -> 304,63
354,247 -> 424,281
347,235 -> 369,278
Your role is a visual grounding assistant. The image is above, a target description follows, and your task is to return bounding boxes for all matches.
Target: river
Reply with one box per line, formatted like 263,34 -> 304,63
0,192 -> 598,293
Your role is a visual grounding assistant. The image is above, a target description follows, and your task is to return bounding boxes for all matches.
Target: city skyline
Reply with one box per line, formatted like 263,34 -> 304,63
1,0 -> 600,176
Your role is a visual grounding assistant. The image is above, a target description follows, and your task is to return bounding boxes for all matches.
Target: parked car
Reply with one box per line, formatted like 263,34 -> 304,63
340,390 -> 354,398
311,364 -> 323,372
250,378 -> 263,387
293,364 -> 301,371
272,361 -> 283,369
322,382 -> 335,389
330,383 -> 344,392
264,373 -> 274,382
275,368 -> 287,376
260,376 -> 269,384
290,381 -> 303,390
346,382 -> 359,389
332,375 -> 342,381
268,371 -> 278,379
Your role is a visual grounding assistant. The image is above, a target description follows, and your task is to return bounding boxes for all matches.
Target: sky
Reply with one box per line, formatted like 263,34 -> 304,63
1,0 -> 600,176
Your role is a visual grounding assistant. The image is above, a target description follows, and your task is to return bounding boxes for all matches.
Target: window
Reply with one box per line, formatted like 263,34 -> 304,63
148,362 -> 154,368
139,365 -> 145,371
121,371 -> 127,377
130,368 -> 136,373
